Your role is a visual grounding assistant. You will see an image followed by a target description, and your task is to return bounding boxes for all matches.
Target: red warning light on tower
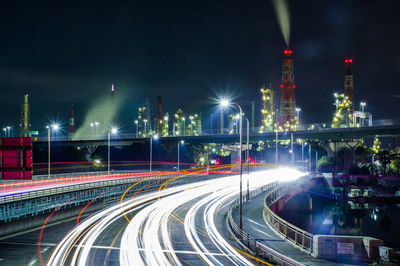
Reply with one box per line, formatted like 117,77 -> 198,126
284,49 -> 293,55
345,59 -> 353,63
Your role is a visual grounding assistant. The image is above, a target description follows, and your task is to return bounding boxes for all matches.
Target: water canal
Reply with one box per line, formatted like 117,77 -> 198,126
276,180 -> 400,249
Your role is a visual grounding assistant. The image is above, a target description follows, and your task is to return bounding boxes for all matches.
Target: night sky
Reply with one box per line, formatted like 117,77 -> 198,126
1,0 -> 400,134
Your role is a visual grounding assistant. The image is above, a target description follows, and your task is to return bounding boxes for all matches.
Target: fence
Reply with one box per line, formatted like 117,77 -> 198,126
263,178 -> 314,253
227,181 -> 304,266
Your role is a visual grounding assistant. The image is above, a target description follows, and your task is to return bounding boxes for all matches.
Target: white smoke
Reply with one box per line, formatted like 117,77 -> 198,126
73,92 -> 125,140
272,0 -> 291,47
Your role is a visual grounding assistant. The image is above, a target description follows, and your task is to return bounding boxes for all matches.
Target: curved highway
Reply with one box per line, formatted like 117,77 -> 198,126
46,169 -> 303,266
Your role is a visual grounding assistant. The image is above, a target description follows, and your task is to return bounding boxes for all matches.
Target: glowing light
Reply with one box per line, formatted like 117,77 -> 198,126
111,127 -> 118,135
220,99 -> 229,107
153,134 -> 159,140
111,84 -> 114,92
51,124 -> 60,131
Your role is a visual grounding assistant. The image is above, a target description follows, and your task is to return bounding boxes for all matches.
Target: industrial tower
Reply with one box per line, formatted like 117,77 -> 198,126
344,59 -> 354,110
259,84 -> 274,132
19,94 -> 30,137
156,96 -> 162,134
279,49 -> 297,131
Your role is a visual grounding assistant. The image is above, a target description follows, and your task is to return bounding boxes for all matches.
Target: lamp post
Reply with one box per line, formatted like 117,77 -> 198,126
108,127 -> 118,174
245,117 -> 250,200
291,133 -> 294,167
302,141 -> 305,170
360,102 -> 366,126
296,107 -> 301,126
211,114 -> 213,135
150,134 -> 159,173
95,122 -> 99,138
189,116 -> 194,135
177,140 -> 184,171
275,127 -> 278,166
6,126 -> 11,137
47,123 -> 59,179
90,123 -> 94,137
134,120 -> 138,138
220,99 -> 243,232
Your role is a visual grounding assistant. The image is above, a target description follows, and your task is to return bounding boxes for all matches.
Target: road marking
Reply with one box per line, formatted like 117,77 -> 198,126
245,216 -> 268,229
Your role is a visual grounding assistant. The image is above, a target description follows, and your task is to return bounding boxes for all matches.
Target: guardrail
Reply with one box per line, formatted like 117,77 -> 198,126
0,172 -> 176,205
227,181 -> 304,266
263,178 -> 314,254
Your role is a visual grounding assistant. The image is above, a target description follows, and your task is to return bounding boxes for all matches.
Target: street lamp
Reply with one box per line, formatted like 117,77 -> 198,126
94,122 -> 99,138
295,107 -> 301,126
90,123 -> 94,137
219,99 -> 243,232
134,120 -> 138,138
211,114 -> 213,135
108,127 -> 118,174
6,126 -> 11,137
47,123 -> 60,178
245,117 -> 250,200
177,140 -> 184,171
2,128 -> 6,137
360,102 -> 366,126
150,134 -> 159,173
189,116 -> 194,135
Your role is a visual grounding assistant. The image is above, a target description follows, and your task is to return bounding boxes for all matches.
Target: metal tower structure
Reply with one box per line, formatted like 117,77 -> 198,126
156,96 -> 162,134
20,94 -> 30,137
279,49 -> 297,131
68,105 -> 75,139
138,107 -> 146,137
162,113 -> 169,137
145,97 -> 151,134
344,59 -> 354,110
174,109 -> 185,136
259,83 -> 274,132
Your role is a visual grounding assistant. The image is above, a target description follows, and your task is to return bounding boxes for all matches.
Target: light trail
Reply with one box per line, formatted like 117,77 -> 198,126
47,168 -> 305,265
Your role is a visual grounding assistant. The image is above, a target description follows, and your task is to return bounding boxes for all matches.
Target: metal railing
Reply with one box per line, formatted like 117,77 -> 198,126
227,181 -> 304,266
263,178 -> 314,253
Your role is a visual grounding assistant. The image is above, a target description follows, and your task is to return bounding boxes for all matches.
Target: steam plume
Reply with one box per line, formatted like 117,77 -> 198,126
272,0 -> 291,47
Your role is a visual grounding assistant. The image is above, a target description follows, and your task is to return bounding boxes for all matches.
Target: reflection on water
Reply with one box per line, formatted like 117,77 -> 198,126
276,191 -> 400,248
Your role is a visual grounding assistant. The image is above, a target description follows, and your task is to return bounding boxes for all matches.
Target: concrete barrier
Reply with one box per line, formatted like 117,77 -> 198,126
311,235 -> 384,261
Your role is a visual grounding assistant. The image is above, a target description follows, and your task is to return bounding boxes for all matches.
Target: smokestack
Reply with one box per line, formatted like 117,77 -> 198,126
344,59 -> 354,109
157,96 -> 162,134
20,94 -> 30,137
69,105 -> 75,139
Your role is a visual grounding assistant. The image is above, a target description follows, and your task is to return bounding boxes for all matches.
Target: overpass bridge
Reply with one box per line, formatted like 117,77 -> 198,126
34,125 -> 400,148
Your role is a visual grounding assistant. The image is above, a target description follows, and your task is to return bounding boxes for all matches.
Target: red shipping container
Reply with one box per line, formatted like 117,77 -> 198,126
23,171 -> 32,179
3,171 -> 22,180
23,137 -> 32,146
25,150 -> 32,168
2,150 -> 19,168
1,137 -> 22,146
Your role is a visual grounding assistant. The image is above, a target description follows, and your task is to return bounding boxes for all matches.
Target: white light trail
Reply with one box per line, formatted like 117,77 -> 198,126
48,169 -> 305,265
